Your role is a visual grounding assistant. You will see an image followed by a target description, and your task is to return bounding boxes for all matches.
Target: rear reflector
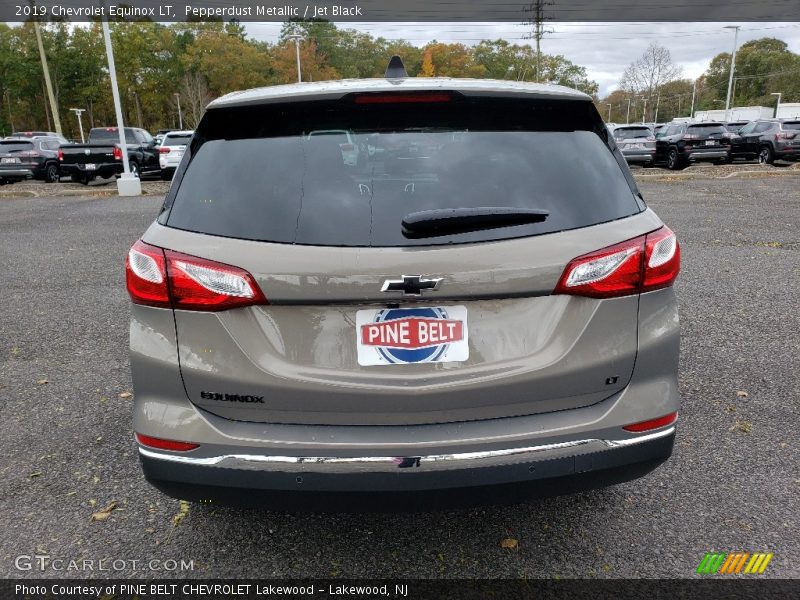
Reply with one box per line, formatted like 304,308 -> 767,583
353,93 -> 453,104
553,226 -> 680,299
125,239 -> 268,311
135,433 -> 199,452
623,412 -> 678,432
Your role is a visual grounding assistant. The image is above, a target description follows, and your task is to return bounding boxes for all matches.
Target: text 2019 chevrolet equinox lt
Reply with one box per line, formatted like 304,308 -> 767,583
126,59 -> 681,510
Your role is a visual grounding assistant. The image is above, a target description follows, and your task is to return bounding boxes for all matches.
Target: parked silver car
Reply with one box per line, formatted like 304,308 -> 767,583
127,60 -> 681,510
610,124 -> 657,166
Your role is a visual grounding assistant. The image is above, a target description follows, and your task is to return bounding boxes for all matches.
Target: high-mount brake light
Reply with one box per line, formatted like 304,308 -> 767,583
353,93 -> 453,104
125,239 -> 268,312
554,226 -> 680,299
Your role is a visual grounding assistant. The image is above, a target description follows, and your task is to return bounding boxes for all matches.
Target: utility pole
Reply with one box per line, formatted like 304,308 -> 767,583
523,0 -> 552,83
770,92 -> 782,118
31,9 -> 62,134
690,80 -> 696,118
641,97 -> 648,124
606,103 -> 612,122
101,15 -> 141,196
70,108 -> 85,143
626,97 -> 632,125
174,93 -> 183,129
723,25 -> 740,123
286,34 -> 303,83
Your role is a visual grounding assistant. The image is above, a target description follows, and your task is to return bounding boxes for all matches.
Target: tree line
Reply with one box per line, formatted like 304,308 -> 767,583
600,39 -> 800,125
0,19 -> 598,138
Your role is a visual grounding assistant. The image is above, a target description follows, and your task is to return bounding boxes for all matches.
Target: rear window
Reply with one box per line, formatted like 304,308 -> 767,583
164,97 -> 641,247
725,123 -> 747,132
613,127 -> 652,139
0,141 -> 34,152
688,124 -> 726,136
163,134 -> 192,146
783,121 -> 800,130
88,128 -> 137,144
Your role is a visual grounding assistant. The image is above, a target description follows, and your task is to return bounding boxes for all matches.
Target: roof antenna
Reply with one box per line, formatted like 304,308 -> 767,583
385,56 -> 408,79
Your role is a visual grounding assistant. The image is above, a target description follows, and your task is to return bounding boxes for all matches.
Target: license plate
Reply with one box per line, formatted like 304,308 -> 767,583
84,163 -> 96,170
356,306 -> 469,366
1,157 -> 19,164
705,140 -> 717,146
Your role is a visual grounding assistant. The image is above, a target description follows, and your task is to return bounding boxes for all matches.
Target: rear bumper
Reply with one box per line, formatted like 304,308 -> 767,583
0,168 -> 33,180
622,150 -> 655,163
140,427 -> 675,509
59,162 -> 122,178
685,149 -> 728,161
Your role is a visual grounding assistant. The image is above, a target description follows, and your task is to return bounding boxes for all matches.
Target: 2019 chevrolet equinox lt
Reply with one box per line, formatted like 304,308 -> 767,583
126,59 -> 681,510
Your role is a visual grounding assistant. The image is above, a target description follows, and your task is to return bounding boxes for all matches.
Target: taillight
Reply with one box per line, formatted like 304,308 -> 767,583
125,239 -> 268,311
19,151 -> 40,158
57,149 -> 63,161
776,131 -> 796,140
126,239 -> 170,307
554,226 -> 680,299
135,433 -> 199,452
623,412 -> 678,432
113,146 -> 122,160
159,146 -> 170,154
682,134 -> 699,141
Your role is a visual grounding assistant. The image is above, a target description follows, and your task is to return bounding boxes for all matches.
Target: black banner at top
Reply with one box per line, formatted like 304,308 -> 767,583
3,0 -> 800,23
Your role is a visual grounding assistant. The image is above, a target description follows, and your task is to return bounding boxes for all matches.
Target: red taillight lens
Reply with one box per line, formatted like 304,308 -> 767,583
113,146 -> 123,160
554,226 -> 680,299
135,433 -> 199,452
57,149 -> 63,161
642,226 -> 680,292
125,239 -> 268,312
165,249 -> 268,311
353,93 -> 453,104
623,412 -> 678,432
777,131 -> 797,140
159,146 -> 170,154
126,239 -> 170,308
682,134 -> 699,140
553,236 -> 645,299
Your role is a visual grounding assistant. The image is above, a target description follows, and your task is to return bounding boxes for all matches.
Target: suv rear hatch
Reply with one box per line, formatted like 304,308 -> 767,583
147,92 -> 654,426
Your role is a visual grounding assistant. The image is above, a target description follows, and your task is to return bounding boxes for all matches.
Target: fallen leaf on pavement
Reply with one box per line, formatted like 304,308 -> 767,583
91,501 -> 119,522
172,500 -> 190,527
501,538 -> 519,550
36,379 -> 48,385
736,390 -> 749,398
118,392 -> 133,399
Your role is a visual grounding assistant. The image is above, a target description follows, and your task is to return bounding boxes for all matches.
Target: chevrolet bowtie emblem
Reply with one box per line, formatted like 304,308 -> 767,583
381,275 -> 442,297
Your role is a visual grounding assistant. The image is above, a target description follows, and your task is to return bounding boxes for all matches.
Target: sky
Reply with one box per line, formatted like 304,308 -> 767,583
244,21 -> 800,97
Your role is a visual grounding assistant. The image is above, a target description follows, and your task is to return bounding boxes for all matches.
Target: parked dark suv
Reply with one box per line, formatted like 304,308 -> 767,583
730,119 -> 800,164
0,136 -> 62,184
654,122 -> 731,170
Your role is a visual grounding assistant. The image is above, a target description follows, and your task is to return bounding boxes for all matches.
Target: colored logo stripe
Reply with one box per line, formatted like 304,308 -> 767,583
697,552 -> 773,574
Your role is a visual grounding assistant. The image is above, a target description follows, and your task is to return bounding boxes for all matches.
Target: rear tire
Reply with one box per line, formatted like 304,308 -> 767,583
758,146 -> 774,165
667,148 -> 685,171
129,161 -> 140,178
44,163 -> 60,183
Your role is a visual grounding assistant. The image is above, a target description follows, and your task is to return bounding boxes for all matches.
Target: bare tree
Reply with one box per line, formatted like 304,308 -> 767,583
620,43 -> 682,121
179,71 -> 212,129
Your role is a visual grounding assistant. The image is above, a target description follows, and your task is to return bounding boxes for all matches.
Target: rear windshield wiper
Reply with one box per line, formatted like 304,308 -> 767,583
402,207 -> 549,239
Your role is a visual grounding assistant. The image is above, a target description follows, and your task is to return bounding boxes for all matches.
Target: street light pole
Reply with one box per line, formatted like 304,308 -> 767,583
101,16 -> 141,196
626,97 -> 631,125
690,79 -> 696,118
770,92 -> 782,118
69,108 -> 85,143
723,25 -> 741,123
654,92 -> 660,124
287,34 -> 302,83
641,97 -> 648,124
606,103 -> 612,122
174,93 -> 183,129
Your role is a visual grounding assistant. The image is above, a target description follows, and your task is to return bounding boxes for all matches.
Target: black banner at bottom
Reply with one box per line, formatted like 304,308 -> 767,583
3,579 -> 799,600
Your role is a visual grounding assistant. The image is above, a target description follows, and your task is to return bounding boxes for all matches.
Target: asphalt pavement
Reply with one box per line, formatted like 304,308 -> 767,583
0,173 -> 797,579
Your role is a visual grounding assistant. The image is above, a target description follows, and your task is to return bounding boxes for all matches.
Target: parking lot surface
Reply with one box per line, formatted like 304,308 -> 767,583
0,172 -> 798,578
